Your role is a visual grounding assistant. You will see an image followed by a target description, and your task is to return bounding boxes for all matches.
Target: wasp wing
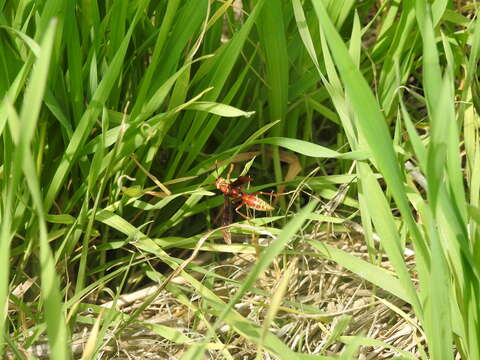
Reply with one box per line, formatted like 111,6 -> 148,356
231,176 -> 251,188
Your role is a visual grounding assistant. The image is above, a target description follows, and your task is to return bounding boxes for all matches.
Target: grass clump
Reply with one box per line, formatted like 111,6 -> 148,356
0,0 -> 479,359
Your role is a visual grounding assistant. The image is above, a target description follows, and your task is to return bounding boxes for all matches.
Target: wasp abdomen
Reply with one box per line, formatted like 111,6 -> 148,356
242,194 -> 274,211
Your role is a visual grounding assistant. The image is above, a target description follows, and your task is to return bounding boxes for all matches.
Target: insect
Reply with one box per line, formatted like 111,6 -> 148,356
215,165 -> 275,243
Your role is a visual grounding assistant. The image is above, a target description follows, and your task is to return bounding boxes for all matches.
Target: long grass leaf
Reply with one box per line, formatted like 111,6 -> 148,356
16,20 -> 70,359
44,1 -> 149,210
306,0 -> 430,291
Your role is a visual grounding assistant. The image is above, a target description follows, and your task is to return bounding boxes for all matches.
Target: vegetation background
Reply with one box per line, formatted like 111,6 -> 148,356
0,0 -> 479,359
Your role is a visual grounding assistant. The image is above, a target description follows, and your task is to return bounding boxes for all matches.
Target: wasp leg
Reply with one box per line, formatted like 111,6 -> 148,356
234,202 -> 250,220
222,195 -> 232,244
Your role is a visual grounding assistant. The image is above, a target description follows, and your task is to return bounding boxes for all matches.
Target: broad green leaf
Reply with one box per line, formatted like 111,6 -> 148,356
185,101 -> 255,118
255,137 -> 369,160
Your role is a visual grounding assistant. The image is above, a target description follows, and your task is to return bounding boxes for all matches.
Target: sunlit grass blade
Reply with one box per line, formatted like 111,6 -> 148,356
299,0 -> 431,296
3,19 -> 71,358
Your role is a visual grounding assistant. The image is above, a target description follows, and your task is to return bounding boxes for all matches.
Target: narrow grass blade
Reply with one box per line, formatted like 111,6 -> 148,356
175,0 -> 266,175
304,0 -> 430,298
7,20 -> 71,359
44,2 -> 148,210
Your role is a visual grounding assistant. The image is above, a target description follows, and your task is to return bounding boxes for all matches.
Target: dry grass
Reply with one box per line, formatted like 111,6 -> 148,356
21,233 -> 427,359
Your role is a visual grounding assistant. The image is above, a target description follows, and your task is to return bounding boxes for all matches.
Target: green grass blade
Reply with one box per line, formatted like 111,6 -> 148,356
44,1 -> 148,210
4,19 -> 71,359
256,0 -> 289,194
174,0 -> 266,176
306,0 -> 430,287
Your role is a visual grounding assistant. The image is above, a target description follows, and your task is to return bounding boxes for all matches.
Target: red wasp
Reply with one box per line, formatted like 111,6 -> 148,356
214,165 -> 276,243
